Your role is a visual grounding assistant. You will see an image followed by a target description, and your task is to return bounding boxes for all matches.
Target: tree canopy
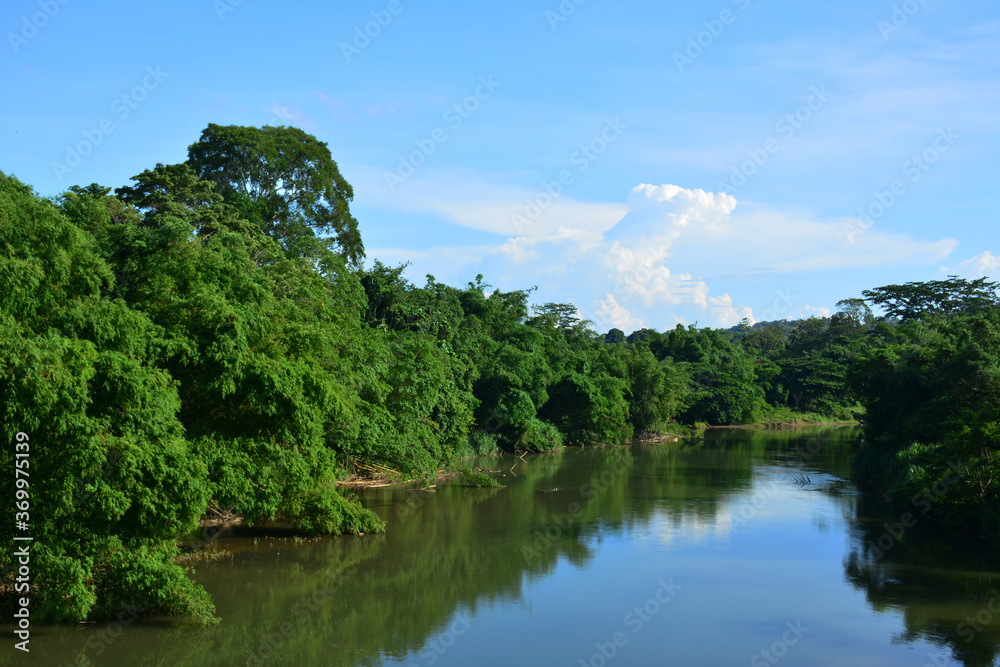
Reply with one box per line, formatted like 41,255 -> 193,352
3,123 -> 999,626
861,276 -> 999,322
187,124 -> 364,265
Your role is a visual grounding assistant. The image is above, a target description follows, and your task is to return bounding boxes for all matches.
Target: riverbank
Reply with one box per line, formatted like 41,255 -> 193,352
854,437 -> 1000,544
335,418 -> 858,491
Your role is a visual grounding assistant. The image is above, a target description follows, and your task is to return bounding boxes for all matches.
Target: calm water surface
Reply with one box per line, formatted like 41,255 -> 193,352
20,427 -> 1000,666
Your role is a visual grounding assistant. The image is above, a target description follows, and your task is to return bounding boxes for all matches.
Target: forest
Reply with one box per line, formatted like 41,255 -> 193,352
2,124 -> 998,625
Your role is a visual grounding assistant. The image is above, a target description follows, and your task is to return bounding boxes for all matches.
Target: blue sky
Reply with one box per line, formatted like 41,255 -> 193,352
3,0 -> 998,333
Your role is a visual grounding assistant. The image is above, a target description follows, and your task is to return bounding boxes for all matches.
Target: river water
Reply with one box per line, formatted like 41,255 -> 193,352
21,427 -> 1000,666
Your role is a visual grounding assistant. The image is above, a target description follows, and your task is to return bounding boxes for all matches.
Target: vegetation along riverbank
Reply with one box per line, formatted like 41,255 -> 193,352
2,124 -> 997,625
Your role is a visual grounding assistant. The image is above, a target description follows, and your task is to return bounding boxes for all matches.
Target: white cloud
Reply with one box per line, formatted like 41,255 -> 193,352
596,294 -> 645,333
356,179 -> 960,333
945,251 -> 1000,280
494,227 -> 602,265
709,294 -> 756,328
607,183 -> 737,240
349,166 -> 629,238
660,205 -> 957,277
804,305 -> 832,318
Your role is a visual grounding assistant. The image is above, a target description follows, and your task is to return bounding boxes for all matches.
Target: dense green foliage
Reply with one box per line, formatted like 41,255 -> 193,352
187,124 -> 364,265
849,279 -> 1000,538
2,124 -> 996,625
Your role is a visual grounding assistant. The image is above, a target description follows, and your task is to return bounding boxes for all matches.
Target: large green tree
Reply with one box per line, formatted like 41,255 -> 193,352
187,124 -> 364,264
862,276 -> 998,322
851,280 -> 1000,537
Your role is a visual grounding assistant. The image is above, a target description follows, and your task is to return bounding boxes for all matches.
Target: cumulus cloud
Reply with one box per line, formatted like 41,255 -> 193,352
607,184 -> 737,240
709,294 -> 756,328
355,177 -> 960,333
803,305 -> 832,318
945,251 -> 1000,280
596,294 -> 645,333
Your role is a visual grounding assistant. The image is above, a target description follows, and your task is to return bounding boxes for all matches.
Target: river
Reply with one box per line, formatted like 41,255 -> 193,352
22,427 -> 1000,666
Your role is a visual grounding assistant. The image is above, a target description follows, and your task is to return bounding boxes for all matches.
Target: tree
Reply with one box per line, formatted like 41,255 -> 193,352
0,172 -> 215,623
656,325 -> 766,425
862,276 -> 999,322
533,302 -> 587,330
833,298 -> 875,330
623,345 -> 690,436
604,328 -> 626,344
787,317 -> 830,356
741,324 -> 787,359
539,373 -> 633,446
76,168 -> 383,537
187,124 -> 363,264
850,298 -> 1000,539
779,354 -> 848,413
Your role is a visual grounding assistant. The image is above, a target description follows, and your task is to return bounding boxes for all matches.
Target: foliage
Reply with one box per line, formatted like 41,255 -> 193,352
457,469 -> 503,488
0,173 -> 214,623
861,276 -> 998,322
187,124 -> 364,265
851,304 -> 1000,539
7,123 -> 997,626
654,325 -> 767,425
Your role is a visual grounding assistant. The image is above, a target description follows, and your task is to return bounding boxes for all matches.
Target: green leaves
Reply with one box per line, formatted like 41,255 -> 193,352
187,124 -> 363,265
0,164 -> 379,624
850,287 -> 1000,537
24,123 -> 1000,627
862,276 -> 999,322
623,345 -> 690,437
655,325 -> 766,425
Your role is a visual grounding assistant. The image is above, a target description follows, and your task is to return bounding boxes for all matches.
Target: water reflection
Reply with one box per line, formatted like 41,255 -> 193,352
13,426 -> 1000,667
845,491 -> 1000,666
